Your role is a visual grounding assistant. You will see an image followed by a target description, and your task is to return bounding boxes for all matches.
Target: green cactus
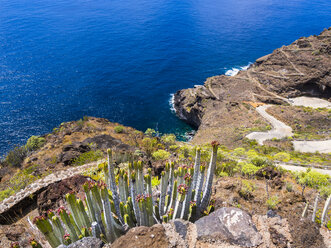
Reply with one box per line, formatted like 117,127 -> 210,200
33,215 -> 61,248
200,141 -> 219,211
34,146 -> 217,247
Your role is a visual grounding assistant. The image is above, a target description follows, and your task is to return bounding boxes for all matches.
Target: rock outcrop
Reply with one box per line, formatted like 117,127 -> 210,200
174,28 -> 331,145
195,208 -> 262,247
65,207 -> 320,248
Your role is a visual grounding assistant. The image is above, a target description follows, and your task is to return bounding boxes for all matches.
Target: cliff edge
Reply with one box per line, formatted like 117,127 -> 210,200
174,28 -> 331,146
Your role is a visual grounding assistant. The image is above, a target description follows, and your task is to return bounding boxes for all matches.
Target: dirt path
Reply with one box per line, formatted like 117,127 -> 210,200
246,105 -> 293,145
246,97 -> 331,154
276,162 -> 331,176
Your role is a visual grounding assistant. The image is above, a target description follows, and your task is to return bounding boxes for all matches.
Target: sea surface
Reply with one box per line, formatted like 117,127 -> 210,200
0,0 -> 330,155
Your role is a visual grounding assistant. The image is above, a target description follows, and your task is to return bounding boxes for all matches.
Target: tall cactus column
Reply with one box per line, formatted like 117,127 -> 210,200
200,141 -> 219,211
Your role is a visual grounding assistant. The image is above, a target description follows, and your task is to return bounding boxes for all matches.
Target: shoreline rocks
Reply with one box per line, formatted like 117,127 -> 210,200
174,28 -> 331,145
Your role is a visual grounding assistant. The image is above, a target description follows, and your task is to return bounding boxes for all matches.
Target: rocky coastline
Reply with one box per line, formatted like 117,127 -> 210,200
174,28 -> 331,146
1,28 -> 331,248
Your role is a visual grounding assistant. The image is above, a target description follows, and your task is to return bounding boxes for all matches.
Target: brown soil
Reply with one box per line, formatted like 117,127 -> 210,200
267,105 -> 331,140
211,173 -> 327,248
110,224 -> 169,248
174,27 -> 331,146
192,102 -> 271,148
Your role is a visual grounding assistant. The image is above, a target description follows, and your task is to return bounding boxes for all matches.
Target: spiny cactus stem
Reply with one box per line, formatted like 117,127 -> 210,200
201,145 -> 218,211
100,187 -> 118,242
91,221 -> 101,238
312,194 -> 319,222
181,181 -> 193,219
301,201 -> 309,218
66,193 -> 85,231
107,149 -> 123,224
83,188 -> 97,222
90,185 -> 103,212
159,170 -> 169,216
51,216 -> 65,244
321,195 -> 331,225
173,194 -> 185,219
129,176 -> 140,225
77,199 -> 91,228
124,214 -> 134,228
192,148 -> 201,189
146,196 -> 155,226
35,218 -> 61,248
167,180 -> 178,212
194,165 -> 205,212
59,210 -> 79,242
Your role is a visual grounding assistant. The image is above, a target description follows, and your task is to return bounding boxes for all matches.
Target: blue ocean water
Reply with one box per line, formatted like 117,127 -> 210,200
0,0 -> 330,155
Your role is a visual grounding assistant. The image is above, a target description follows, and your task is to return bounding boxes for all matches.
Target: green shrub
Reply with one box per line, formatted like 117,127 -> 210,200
161,134 -> 176,147
216,160 -> 239,177
145,128 -> 156,137
266,196 -> 280,210
273,152 -> 291,162
298,169 -> 329,189
152,149 -> 170,161
218,171 -> 229,177
296,169 -> 330,195
239,180 -> 255,199
240,162 -> 259,177
6,146 -> 27,167
0,188 -> 15,202
246,149 -> 258,158
179,145 -> 191,159
114,126 -> 124,133
134,149 -> 143,158
9,165 -> 40,192
151,176 -> 161,187
319,185 -> 331,199
141,137 -> 159,157
25,136 -> 46,151
82,165 -> 105,182
233,147 -> 246,156
72,150 -> 103,166
285,182 -> 293,192
169,145 -> 179,152
250,156 -> 271,167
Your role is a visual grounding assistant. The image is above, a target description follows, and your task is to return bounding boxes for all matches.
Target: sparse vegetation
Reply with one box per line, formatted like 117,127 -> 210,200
152,149 -> 170,160
5,146 -> 27,168
160,134 -> 176,147
239,180 -> 255,199
114,125 -> 124,133
25,136 -> 46,151
72,150 -> 104,166
266,195 -> 280,210
285,182 -> 293,192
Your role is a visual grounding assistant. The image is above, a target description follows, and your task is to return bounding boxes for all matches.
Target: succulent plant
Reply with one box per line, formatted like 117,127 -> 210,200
34,144 -> 219,247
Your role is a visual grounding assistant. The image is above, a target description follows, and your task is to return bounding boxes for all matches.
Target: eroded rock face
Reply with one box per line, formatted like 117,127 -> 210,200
174,27 -> 331,145
37,175 -> 89,215
195,207 -> 262,247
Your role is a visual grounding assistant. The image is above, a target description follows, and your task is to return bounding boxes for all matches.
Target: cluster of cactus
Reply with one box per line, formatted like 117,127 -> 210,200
302,193 -> 331,227
33,143 -> 219,247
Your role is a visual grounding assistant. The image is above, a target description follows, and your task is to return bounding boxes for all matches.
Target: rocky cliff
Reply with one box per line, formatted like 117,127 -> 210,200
174,28 -> 331,145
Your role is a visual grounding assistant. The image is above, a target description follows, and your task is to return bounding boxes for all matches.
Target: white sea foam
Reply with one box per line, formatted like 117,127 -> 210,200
225,63 -> 251,76
169,93 -> 176,113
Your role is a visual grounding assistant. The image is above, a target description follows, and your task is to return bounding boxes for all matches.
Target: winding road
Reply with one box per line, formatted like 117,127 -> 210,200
246,97 -> 331,154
